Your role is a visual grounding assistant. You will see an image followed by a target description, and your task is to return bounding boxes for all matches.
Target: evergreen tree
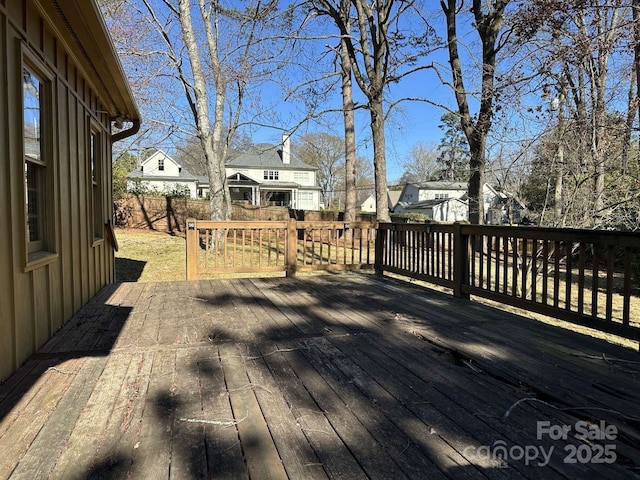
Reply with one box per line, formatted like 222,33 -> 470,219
436,112 -> 469,182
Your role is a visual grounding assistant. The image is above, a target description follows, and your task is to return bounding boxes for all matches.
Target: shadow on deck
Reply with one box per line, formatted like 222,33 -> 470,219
1,273 -> 639,479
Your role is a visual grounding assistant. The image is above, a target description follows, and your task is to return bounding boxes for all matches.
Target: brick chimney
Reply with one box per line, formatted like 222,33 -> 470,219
282,133 -> 290,165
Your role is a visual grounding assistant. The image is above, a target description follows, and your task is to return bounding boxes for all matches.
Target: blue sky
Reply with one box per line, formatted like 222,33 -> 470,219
115,0 -> 480,183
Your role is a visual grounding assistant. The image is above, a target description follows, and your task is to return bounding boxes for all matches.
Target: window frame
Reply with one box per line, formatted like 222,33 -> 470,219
293,171 -> 309,183
263,170 -> 279,181
21,46 -> 58,270
89,121 -> 104,244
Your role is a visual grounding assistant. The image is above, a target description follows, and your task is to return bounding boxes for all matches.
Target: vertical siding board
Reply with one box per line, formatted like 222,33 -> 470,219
0,9 -> 17,380
77,98 -> 89,304
33,267 -> 50,348
106,133 -> 115,283
69,90 -> 82,312
58,73 -> 74,321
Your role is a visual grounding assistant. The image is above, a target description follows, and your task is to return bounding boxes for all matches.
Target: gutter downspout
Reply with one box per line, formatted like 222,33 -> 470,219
111,118 -> 141,143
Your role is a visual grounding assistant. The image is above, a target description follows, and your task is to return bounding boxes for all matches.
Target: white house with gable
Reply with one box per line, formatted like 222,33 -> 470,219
127,150 -> 199,198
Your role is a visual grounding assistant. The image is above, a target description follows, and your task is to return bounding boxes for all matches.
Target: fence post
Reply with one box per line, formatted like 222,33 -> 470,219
186,218 -> 198,281
286,218 -> 298,277
453,222 -> 470,299
375,223 -> 385,276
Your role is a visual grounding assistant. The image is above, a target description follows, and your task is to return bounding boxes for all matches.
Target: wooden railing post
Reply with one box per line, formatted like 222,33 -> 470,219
286,218 -> 298,277
453,222 -> 470,299
375,223 -> 386,276
186,218 -> 198,281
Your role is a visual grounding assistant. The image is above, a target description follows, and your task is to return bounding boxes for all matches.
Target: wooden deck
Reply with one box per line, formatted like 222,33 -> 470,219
1,273 -> 639,479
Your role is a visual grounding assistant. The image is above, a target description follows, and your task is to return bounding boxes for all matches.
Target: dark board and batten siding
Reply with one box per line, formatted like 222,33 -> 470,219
0,0 -> 116,381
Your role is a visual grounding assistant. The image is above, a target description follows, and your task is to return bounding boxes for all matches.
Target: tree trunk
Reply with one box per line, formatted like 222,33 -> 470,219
340,9 -> 357,225
467,137 -> 485,225
370,98 -> 390,222
178,0 -> 231,221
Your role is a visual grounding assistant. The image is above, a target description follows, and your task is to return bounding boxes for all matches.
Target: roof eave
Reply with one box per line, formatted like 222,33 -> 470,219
35,0 -> 140,123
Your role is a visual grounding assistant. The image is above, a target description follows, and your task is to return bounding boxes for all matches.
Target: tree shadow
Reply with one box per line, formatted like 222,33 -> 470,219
5,275 -> 640,479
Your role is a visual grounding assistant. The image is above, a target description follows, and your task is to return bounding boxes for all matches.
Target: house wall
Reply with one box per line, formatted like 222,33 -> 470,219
0,1 -> 116,380
360,196 -> 376,213
142,151 -> 181,177
129,178 -> 198,199
227,166 -> 316,187
398,184 -> 419,203
418,188 -> 466,202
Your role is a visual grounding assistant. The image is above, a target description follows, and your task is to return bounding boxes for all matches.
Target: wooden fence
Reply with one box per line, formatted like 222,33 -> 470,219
186,219 -> 377,280
376,223 -> 640,341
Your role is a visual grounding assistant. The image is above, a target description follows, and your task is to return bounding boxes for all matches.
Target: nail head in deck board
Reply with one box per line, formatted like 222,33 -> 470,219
219,343 -> 289,480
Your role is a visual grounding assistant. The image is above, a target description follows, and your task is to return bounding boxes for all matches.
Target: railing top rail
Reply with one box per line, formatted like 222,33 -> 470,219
378,222 -> 640,247
296,221 -> 378,229
459,224 -> 640,247
377,222 -> 456,233
192,220 -> 289,229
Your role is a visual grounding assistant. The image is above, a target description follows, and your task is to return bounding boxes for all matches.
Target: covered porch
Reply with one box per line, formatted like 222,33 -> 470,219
1,273 -> 639,479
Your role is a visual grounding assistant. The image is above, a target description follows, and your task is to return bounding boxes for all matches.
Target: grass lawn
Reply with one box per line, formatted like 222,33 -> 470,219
115,228 -> 186,282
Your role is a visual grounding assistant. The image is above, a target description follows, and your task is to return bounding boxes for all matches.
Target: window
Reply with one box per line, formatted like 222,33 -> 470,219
298,191 -> 313,208
90,126 -> 103,241
158,158 -> 165,171
22,50 -> 56,269
263,170 -> 279,180
23,64 -> 52,257
293,171 -> 309,183
435,193 -> 449,200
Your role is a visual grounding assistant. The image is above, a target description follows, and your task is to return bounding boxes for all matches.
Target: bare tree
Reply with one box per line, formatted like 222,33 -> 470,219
440,0 -> 510,224
294,133 -> 345,207
514,0 -> 638,228
104,0 -> 286,221
310,0 -> 432,222
399,142 -> 440,184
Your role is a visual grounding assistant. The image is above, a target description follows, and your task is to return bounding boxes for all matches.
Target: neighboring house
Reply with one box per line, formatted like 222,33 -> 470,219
482,184 -> 525,225
127,150 -> 200,198
0,1 -> 140,380
360,190 -> 403,214
395,181 -> 523,224
397,181 -> 468,204
395,198 -> 469,222
225,135 -> 321,210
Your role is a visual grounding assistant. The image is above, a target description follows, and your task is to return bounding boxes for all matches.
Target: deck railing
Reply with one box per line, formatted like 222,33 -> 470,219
376,223 -> 640,341
186,218 -> 377,280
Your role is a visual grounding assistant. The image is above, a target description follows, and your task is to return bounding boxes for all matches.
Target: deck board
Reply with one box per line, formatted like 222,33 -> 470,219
1,273 -> 639,479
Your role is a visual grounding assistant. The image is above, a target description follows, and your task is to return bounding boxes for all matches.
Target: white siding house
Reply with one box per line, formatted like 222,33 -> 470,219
225,136 -> 321,210
127,150 -> 199,198
126,137 -> 322,210
395,181 -> 522,223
